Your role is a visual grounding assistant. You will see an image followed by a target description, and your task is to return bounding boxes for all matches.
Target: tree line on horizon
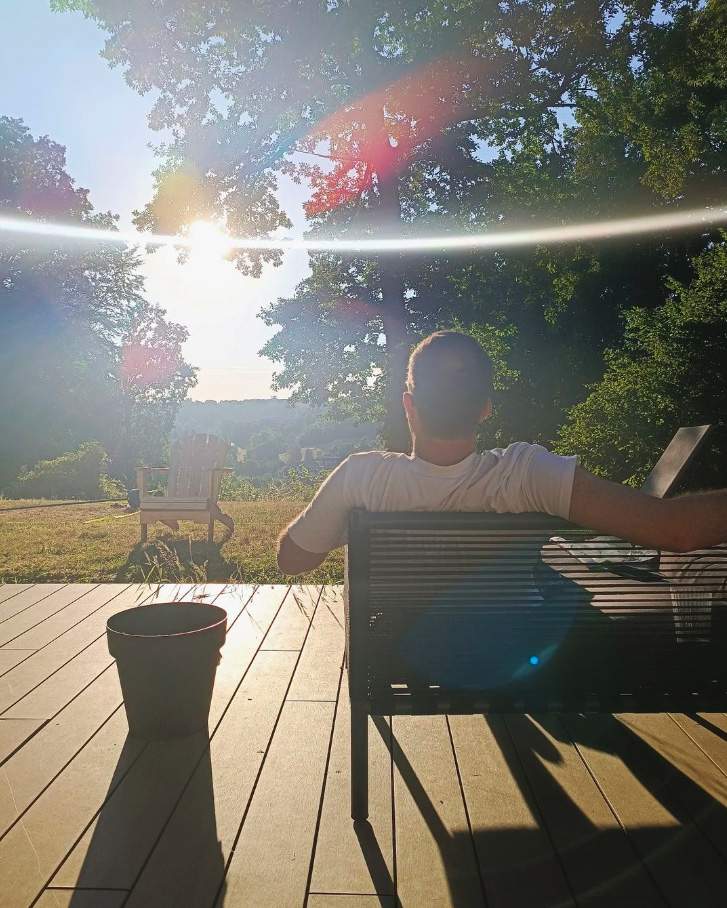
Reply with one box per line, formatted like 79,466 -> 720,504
2,1 -> 726,497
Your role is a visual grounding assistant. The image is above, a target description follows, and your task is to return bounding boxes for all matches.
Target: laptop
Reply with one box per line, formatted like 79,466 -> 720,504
551,425 -> 713,580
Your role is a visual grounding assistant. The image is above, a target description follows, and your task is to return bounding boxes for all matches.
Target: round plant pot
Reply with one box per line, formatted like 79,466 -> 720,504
107,602 -> 227,740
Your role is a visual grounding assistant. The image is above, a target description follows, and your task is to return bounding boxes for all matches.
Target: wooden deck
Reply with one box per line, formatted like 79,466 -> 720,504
1,584 -> 727,907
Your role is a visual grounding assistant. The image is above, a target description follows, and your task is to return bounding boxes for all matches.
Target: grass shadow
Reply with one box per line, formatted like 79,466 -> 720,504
115,536 -> 241,584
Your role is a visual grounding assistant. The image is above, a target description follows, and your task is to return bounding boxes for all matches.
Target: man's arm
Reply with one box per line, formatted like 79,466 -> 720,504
277,529 -> 328,576
569,465 -> 727,552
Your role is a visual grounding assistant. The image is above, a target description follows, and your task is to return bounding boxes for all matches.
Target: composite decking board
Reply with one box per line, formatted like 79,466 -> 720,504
0,668 -> 123,837
617,713 -> 727,862
307,898 -> 396,907
668,713 -> 727,776
0,718 -> 45,765
0,585 -> 33,606
447,714 -> 574,908
217,699 -> 338,908
287,587 -> 345,702
392,714 -> 485,908
0,585 -> 98,648
308,677 -> 395,898
35,892 -> 128,908
123,650 -> 299,907
0,710 -> 145,908
0,651 -> 36,673
0,585 -> 68,629
0,583 -> 239,908
51,584 -> 287,890
8,585 -> 131,651
260,584 -> 318,650
0,584 -> 186,718
503,715 -> 663,908
562,713 -> 727,908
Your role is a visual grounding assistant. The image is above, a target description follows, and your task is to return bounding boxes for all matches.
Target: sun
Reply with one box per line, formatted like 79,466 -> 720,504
187,220 -> 232,261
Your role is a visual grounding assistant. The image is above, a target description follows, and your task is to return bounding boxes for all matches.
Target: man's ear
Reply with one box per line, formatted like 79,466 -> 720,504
402,390 -> 415,420
480,399 -> 492,422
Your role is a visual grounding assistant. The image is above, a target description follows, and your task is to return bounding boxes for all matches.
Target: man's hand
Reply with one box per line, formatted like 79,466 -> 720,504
277,529 -> 328,576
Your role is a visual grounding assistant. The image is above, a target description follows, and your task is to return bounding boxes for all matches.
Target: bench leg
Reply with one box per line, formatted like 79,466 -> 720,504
351,702 -> 368,821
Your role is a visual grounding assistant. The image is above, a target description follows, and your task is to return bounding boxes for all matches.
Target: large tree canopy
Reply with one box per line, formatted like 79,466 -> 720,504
0,116 -> 196,489
58,0 -> 727,454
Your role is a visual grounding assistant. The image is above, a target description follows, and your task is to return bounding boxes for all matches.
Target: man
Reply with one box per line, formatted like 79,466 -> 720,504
278,330 -> 726,575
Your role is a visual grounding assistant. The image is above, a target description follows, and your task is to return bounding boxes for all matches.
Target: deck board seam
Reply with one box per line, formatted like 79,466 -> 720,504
666,713 -> 727,779
116,584 -> 295,907
0,586 -> 156,717
0,702 -> 127,843
20,582 -> 272,908
0,585 -> 133,680
445,714 -> 489,908
211,585 -> 325,905
302,661 -> 345,908
502,715 -> 579,908
0,584 -> 99,642
0,584 -> 70,629
564,716 -> 671,907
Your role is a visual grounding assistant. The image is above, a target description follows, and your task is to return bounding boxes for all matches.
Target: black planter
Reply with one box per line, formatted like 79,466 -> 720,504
107,602 -> 227,739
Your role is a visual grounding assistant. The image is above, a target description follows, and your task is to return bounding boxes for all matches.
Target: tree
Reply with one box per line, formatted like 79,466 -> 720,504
0,116 -> 196,489
555,235 -> 727,487
58,1 -> 726,450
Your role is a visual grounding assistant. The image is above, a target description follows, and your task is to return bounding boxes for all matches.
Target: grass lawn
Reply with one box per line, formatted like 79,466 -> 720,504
0,499 -> 344,584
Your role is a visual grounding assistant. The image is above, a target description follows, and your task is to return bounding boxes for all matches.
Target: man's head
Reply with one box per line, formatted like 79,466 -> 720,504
404,331 -> 493,440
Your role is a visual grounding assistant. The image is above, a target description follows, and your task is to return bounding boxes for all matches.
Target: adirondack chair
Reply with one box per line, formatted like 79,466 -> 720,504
137,434 -> 234,544
345,425 -> 724,821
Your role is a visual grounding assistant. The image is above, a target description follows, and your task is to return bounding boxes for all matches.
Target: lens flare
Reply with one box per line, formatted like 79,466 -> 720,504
0,206 -> 725,253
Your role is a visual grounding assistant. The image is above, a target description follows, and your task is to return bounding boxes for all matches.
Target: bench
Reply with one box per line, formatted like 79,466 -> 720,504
345,509 -> 727,820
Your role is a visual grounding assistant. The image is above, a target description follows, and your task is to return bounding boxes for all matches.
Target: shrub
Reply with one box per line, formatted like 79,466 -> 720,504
15,442 -> 124,500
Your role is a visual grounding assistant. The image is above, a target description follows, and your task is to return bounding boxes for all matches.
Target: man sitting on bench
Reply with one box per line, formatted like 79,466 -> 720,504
277,330 -> 725,575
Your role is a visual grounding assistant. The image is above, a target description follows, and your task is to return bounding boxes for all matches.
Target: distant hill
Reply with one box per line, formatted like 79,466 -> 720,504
174,399 -> 379,478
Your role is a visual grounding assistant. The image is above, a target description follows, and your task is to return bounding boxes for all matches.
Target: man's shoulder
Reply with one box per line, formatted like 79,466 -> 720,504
343,450 -> 409,471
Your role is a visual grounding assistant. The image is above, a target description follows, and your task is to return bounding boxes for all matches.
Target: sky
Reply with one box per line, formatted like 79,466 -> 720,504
0,0 -> 310,400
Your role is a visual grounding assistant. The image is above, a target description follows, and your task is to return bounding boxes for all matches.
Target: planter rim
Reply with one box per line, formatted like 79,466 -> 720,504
107,602 -> 227,641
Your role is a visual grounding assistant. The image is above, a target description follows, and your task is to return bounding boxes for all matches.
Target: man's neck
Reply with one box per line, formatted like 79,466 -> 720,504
411,435 -> 477,467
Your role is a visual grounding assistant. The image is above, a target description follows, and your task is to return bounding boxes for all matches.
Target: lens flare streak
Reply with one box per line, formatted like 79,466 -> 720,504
0,206 -> 725,253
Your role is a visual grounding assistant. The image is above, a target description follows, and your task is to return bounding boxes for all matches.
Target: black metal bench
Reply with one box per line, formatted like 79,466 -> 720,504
345,509 -> 727,820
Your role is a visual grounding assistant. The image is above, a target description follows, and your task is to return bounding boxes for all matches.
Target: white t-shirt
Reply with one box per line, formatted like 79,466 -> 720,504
287,442 -> 578,554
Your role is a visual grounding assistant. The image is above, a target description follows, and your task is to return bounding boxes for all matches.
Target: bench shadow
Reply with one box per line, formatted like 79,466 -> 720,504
370,710 -> 727,908
115,537 -> 238,583
60,731 -> 227,908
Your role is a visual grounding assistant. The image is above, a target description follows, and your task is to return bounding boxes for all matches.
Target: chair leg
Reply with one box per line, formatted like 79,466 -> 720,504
140,521 -> 147,543
351,702 -> 369,821
207,518 -> 214,544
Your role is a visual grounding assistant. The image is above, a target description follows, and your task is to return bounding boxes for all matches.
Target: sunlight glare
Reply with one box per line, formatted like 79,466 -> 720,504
187,220 -> 232,262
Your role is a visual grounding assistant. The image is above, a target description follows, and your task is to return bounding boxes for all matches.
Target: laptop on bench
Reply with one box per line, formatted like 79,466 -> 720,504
551,425 -> 713,580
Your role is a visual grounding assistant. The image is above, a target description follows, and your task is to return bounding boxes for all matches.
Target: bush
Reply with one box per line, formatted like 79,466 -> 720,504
15,442 -> 124,500
218,467 -> 328,502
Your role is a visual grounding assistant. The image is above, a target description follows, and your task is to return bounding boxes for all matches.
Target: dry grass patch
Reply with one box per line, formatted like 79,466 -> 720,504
0,499 -> 343,584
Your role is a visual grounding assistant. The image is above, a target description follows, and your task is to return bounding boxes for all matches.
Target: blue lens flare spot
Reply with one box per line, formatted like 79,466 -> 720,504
529,655 -> 539,666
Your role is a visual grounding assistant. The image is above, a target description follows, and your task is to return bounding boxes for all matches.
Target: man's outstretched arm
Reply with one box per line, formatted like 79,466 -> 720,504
569,465 -> 727,552
277,529 -> 328,576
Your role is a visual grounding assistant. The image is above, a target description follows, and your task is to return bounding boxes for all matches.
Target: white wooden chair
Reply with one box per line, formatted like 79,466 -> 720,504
137,433 -> 234,543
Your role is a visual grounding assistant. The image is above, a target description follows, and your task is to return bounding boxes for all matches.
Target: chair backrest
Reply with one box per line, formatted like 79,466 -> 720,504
346,510 -> 727,715
167,434 -> 229,499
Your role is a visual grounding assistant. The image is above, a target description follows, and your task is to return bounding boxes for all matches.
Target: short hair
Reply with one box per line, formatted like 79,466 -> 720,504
407,331 -> 493,439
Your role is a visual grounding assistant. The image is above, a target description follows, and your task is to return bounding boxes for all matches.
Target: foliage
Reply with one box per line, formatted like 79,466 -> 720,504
556,235 -> 727,486
218,467 -> 330,502
14,442 -> 122,500
55,0 -> 727,452
0,116 -> 197,489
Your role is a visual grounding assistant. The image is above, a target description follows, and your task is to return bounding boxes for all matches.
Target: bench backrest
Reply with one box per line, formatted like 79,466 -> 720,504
345,510 -> 727,715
